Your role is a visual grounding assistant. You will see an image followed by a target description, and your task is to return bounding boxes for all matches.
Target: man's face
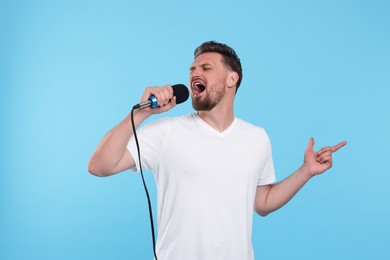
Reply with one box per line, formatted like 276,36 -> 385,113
189,52 -> 231,111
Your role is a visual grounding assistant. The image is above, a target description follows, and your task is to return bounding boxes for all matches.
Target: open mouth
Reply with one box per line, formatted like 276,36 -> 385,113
191,81 -> 206,96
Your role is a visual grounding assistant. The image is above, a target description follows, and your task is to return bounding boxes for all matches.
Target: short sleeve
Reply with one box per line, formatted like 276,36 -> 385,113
257,130 -> 276,186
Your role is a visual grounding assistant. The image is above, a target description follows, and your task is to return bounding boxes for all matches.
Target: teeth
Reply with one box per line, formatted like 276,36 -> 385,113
192,79 -> 204,88
193,83 -> 204,89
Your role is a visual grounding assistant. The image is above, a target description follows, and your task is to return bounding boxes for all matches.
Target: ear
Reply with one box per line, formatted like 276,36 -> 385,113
227,71 -> 239,89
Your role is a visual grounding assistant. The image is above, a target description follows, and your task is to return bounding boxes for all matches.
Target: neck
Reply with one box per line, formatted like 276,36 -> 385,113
197,103 -> 235,132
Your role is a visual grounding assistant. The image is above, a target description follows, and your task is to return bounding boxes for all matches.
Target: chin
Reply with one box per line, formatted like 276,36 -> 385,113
192,103 -> 213,112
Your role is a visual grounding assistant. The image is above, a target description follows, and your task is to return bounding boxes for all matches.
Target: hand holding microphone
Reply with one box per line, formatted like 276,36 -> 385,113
133,84 -> 189,112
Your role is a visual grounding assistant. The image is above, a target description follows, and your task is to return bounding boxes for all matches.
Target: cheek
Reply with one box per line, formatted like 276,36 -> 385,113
213,75 -> 229,88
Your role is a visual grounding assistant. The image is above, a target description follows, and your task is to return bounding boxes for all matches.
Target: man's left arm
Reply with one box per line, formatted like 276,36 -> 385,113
254,138 -> 347,216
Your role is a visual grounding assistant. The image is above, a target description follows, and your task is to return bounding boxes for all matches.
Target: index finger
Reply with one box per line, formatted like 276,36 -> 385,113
331,141 -> 347,153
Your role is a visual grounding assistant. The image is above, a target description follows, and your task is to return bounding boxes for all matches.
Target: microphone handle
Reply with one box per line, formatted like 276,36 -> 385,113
133,95 -> 158,109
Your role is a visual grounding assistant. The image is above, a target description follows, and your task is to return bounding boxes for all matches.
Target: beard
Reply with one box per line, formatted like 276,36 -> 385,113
192,86 -> 225,111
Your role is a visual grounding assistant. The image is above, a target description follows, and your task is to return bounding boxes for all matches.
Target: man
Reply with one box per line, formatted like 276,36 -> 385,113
88,41 -> 346,260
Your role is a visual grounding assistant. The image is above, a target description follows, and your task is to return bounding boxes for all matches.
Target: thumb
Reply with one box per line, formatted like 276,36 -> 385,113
306,137 -> 315,152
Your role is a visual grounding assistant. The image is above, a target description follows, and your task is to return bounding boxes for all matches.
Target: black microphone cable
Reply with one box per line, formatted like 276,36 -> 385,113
129,84 -> 188,259
130,107 -> 158,260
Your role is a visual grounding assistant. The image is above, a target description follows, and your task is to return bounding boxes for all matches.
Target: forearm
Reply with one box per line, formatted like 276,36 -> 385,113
255,138 -> 347,216
88,109 -> 150,176
255,166 -> 312,216
88,85 -> 178,176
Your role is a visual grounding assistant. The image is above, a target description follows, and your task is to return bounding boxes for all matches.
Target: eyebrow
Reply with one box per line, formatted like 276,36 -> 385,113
189,63 -> 212,72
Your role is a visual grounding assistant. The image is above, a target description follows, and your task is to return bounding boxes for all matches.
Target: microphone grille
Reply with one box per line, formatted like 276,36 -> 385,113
172,84 -> 189,105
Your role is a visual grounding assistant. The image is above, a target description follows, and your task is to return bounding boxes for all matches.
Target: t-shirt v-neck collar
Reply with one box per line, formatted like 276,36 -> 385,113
193,112 -> 238,137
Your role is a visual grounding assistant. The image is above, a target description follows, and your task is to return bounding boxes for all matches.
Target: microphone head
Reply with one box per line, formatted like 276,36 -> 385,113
172,84 -> 189,105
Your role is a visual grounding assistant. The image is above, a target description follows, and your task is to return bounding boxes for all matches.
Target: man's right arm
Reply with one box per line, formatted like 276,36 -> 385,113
88,110 -> 149,176
88,85 -> 176,177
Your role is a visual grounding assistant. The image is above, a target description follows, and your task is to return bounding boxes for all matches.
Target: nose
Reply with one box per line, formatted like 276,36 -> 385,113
191,69 -> 202,82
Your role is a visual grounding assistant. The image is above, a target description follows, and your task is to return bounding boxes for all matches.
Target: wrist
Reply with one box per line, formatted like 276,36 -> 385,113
132,107 -> 152,121
125,108 -> 150,131
298,165 -> 314,182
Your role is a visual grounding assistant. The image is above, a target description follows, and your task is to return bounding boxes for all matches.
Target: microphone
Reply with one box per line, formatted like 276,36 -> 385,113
133,84 -> 189,109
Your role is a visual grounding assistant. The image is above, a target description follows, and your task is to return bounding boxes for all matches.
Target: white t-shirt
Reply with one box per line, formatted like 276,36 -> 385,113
127,113 -> 275,260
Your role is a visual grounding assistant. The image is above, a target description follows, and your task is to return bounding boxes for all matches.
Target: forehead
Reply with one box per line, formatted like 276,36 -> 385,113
191,52 -> 224,67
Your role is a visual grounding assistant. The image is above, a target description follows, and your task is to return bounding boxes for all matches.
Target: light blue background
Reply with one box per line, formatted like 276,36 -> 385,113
1,0 -> 389,259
